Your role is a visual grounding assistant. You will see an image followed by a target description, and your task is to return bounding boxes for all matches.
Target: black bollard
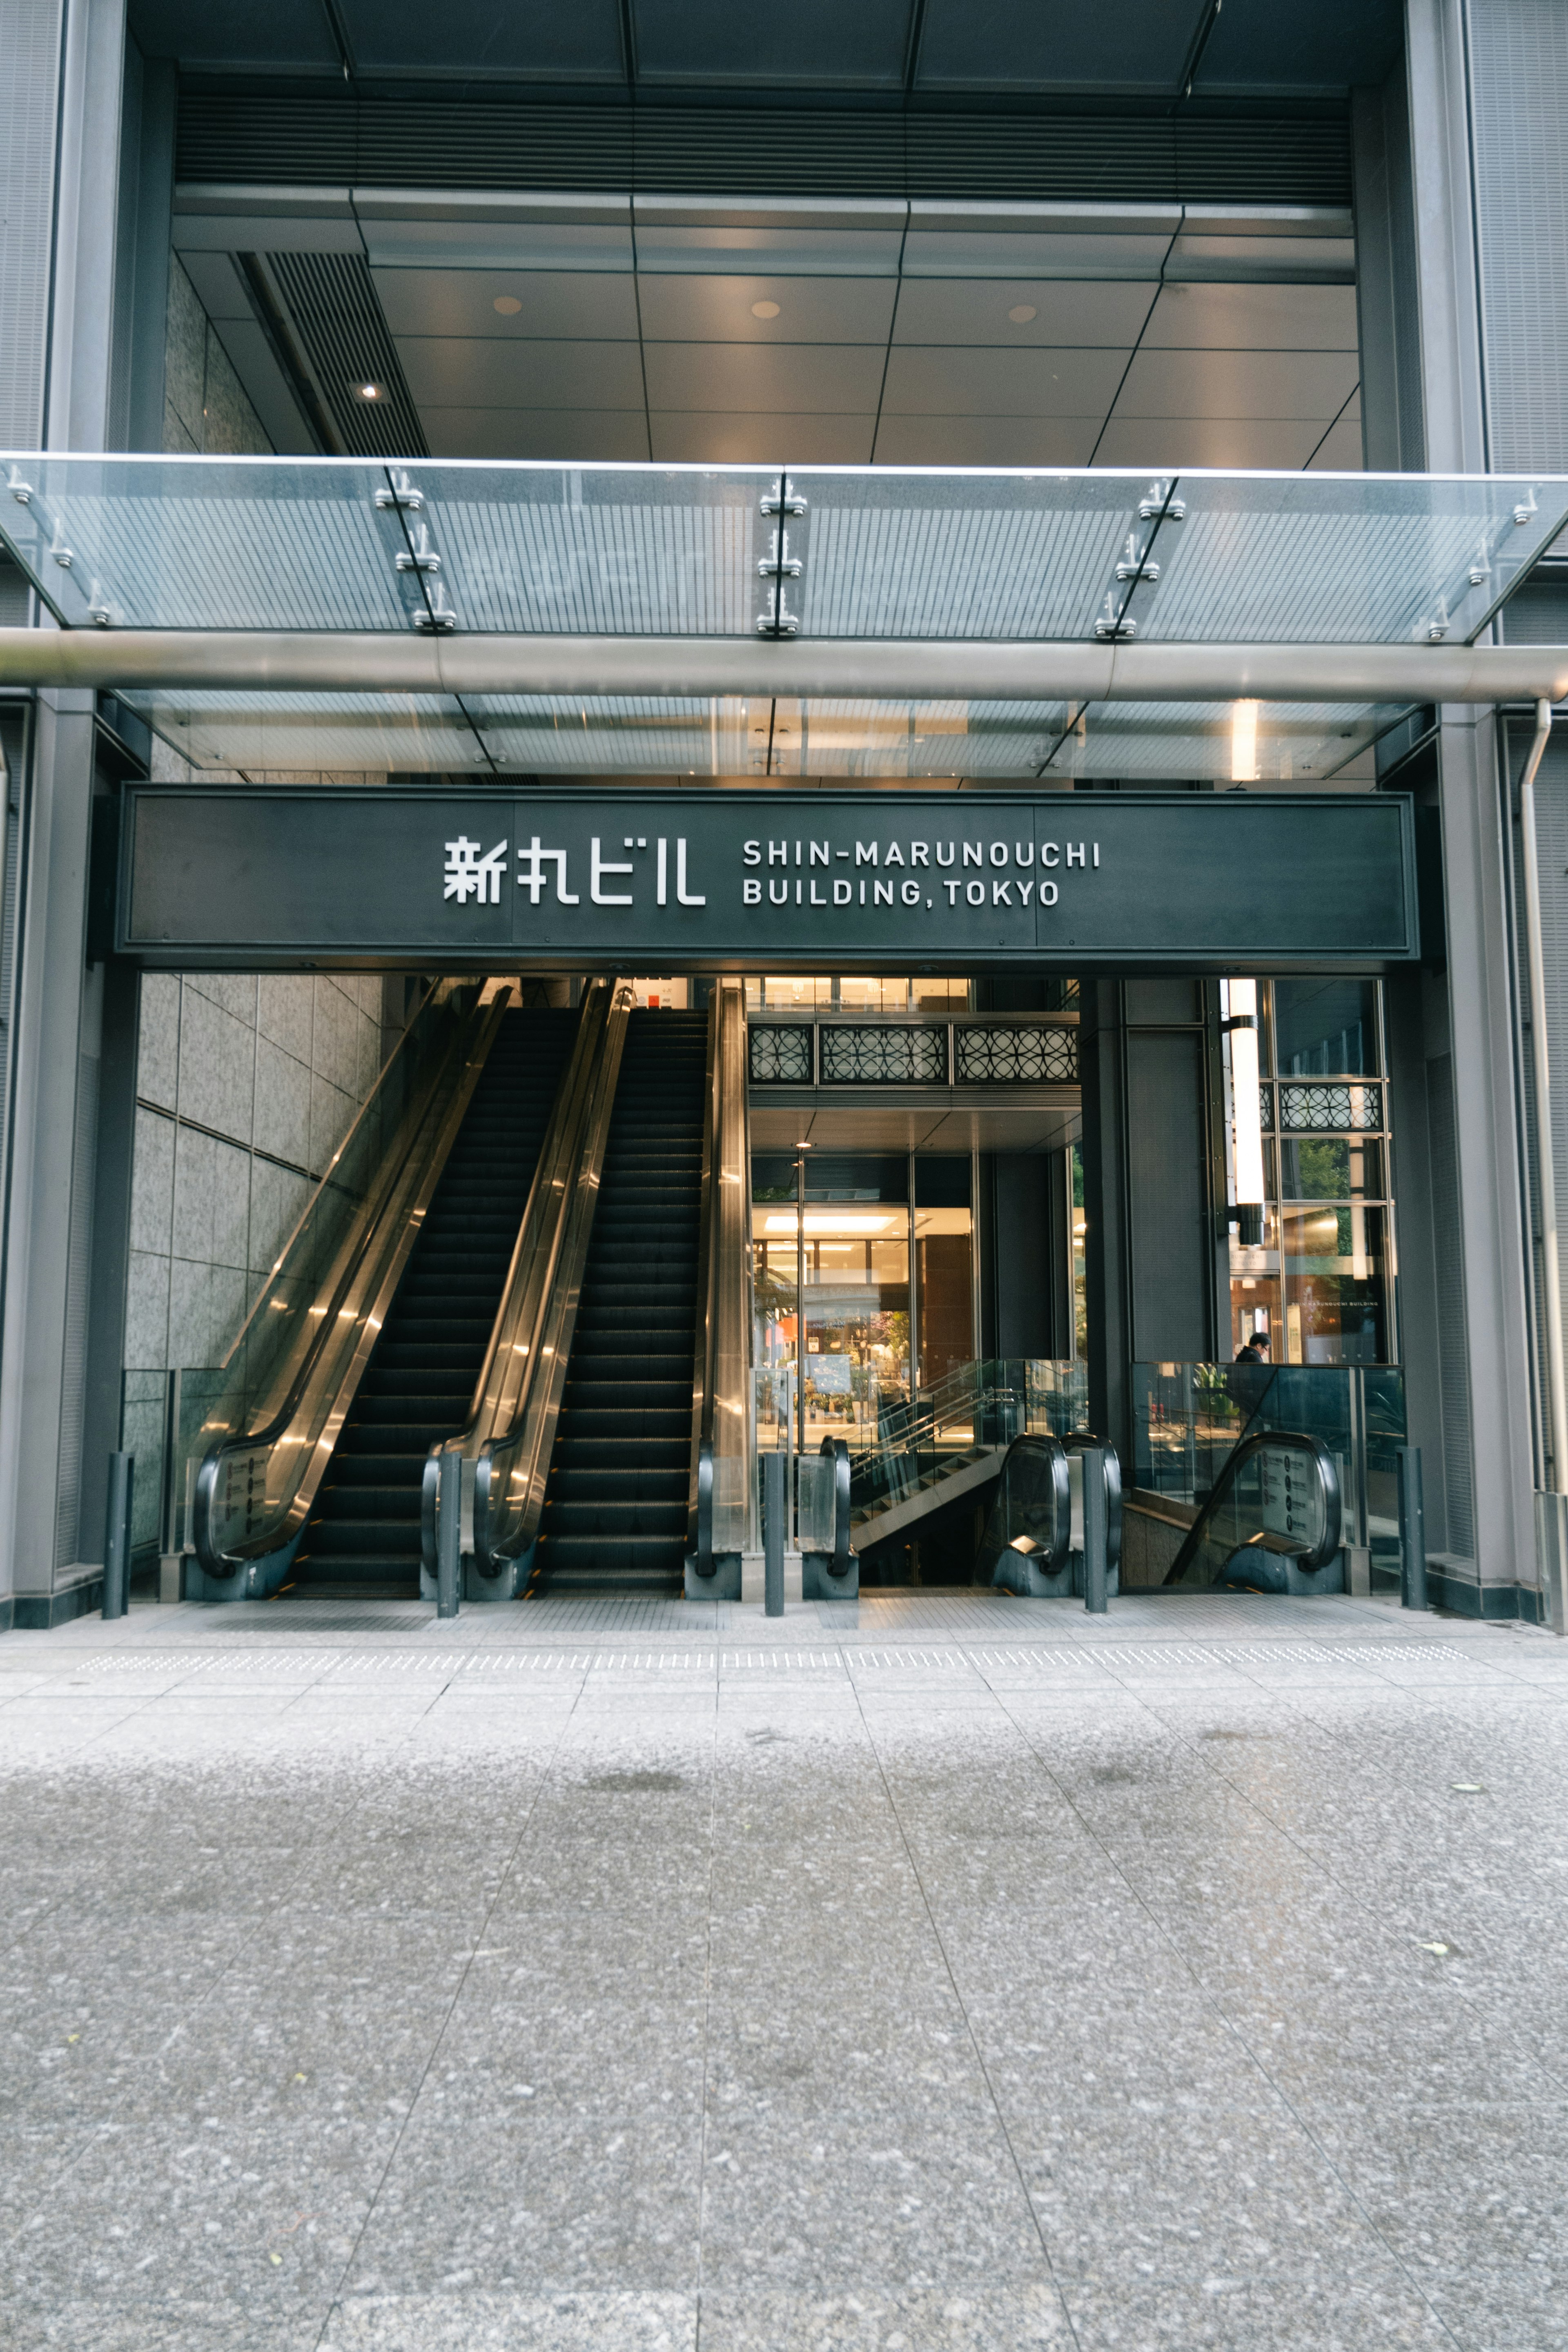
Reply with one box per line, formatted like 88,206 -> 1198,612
1396,1445 -> 1428,1611
101,1452 -> 134,1620
1082,1446 -> 1108,1614
437,1450 -> 462,1619
763,1449 -> 786,1617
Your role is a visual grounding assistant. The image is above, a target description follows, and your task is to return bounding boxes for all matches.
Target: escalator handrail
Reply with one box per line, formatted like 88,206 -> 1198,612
1161,1428 -> 1342,1586
688,978 -> 752,1574
1063,1430 -> 1123,1578
978,1432 -> 1072,1581
192,985 -> 503,1574
470,979 -> 635,1572
419,980 -> 624,1575
820,1434 -> 853,1578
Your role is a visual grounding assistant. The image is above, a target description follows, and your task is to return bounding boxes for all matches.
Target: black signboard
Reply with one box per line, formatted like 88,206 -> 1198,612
119,787 -> 1418,972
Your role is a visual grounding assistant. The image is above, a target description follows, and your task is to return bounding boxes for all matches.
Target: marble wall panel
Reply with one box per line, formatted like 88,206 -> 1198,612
129,1110 -> 175,1256
137,974 -> 180,1111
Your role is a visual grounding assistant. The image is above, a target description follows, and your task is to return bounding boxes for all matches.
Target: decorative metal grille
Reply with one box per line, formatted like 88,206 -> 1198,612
955,1024 -> 1078,1085
748,1025 -> 812,1084
1259,1085 -> 1274,1131
1277,1082 -> 1383,1133
820,1025 -> 949,1084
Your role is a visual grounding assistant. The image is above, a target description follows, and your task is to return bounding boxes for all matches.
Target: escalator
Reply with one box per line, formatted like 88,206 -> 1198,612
288,1007 -> 575,1595
530,1009 -> 708,1593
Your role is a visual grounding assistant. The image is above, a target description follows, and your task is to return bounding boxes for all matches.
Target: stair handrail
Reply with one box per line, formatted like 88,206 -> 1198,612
1162,1428 -> 1342,1586
688,978 -> 753,1575
821,1433 -> 853,1579
468,979 -> 636,1575
192,980 -> 501,1575
420,978 -> 627,1577
1063,1430 -> 1124,1581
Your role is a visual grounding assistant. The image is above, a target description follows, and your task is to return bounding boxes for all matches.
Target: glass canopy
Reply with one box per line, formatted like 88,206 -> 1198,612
2,454 -> 1564,776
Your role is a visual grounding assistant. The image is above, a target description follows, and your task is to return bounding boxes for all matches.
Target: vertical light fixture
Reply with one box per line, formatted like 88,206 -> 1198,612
1227,979 -> 1265,1247
1231,699 -> 1259,783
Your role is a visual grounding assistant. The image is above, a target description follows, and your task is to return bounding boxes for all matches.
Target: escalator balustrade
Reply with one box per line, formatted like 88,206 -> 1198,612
290,1008 -> 575,1594
532,1010 -> 707,1592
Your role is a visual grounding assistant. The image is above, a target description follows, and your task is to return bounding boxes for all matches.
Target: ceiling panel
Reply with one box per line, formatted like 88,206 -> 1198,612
1167,232 -> 1355,283
649,414 -> 877,464
1195,0 -> 1403,91
1306,418 -> 1366,470
1091,417 -> 1334,470
360,218 -> 635,273
337,0 -> 623,75
892,278 -> 1156,346
915,0 -> 1202,91
633,224 -> 906,276
1111,347 -> 1359,420
637,275 -> 897,345
903,225 -> 1178,281
753,1104 -> 1082,1152
641,344 -> 889,413
1142,282 -> 1359,350
421,408 -> 651,462
129,0 -> 337,67
396,338 -> 649,410
632,0 -> 913,86
372,269 -> 639,341
871,416 -> 1101,466
881,347 -> 1129,418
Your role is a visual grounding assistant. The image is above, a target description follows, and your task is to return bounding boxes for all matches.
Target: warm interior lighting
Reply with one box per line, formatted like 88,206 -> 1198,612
764,1212 -> 894,1235
1231,699 -> 1259,782
1008,303 -> 1038,323
751,299 -> 781,319
353,381 -> 385,402
1229,978 -> 1265,1245
492,295 -> 522,315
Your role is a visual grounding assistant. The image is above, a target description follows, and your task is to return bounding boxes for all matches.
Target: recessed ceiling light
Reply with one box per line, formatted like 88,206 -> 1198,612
751,299 -> 781,320
1008,304 -> 1038,324
353,381 -> 384,401
493,295 -> 522,316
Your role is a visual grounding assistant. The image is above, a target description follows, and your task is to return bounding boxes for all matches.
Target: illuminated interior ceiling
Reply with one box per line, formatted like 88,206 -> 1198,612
4,454 -> 1564,780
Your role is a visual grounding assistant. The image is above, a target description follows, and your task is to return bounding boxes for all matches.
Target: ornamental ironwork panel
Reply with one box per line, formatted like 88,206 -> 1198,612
749,1025 -> 812,1084
1259,1084 -> 1274,1131
820,1025 -> 949,1084
955,1023 -> 1078,1085
1278,1082 -> 1383,1132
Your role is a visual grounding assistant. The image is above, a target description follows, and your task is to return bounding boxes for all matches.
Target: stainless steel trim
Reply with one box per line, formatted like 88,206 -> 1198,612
688,977 -> 753,1572
5,627 -> 1568,705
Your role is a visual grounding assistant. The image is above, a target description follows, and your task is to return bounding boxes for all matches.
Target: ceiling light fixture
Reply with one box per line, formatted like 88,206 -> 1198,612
751,300 -> 781,320
1008,304 -> 1038,323
354,381 -> 384,402
493,296 -> 522,316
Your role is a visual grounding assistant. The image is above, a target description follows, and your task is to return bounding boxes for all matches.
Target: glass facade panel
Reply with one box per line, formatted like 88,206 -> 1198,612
1279,1205 -> 1390,1365
1273,978 -> 1379,1076
915,1205 -> 974,1387
744,976 -> 970,1011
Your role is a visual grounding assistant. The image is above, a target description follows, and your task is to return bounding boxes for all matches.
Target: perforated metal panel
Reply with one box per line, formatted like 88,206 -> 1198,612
1425,1053 -> 1474,1558
1468,0 -> 1568,472
0,1 -> 62,449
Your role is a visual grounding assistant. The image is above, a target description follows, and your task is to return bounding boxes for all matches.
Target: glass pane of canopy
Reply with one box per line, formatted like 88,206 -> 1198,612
3,453 -> 1563,775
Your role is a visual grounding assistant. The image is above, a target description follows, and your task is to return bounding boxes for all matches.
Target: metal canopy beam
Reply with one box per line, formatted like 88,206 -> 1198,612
1,628 -> 1566,704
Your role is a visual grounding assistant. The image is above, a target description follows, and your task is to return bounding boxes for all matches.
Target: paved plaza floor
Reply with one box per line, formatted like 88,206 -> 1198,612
2,1584 -> 1567,2350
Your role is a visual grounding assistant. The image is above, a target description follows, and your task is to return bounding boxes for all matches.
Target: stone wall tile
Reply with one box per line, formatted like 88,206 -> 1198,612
257,974 -> 314,1062
125,1251 -> 171,1372
253,1038 -> 311,1169
137,974 -> 180,1109
163,258 -> 207,448
188,974 -> 258,1025
308,1073 -> 351,1175
177,989 -> 254,1144
211,1139 -> 252,1272
167,1256 -> 212,1369
207,1264 -> 249,1363
199,325 -> 271,456
170,1125 -> 216,1264
129,1108 -> 176,1256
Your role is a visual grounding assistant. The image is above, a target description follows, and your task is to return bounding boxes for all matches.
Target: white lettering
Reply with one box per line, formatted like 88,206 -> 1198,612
1041,879 -> 1058,907
1042,842 -> 1060,868
902,879 -> 920,906
1067,842 -> 1086,867
874,880 -> 893,906
676,838 -> 704,906
591,836 -> 633,906
911,842 -> 930,867
992,880 -> 1012,906
1015,842 -> 1033,867
444,836 -> 506,905
1020,880 -> 1035,906
743,839 -> 761,868
885,842 -> 905,867
962,843 -> 982,868
936,844 -> 956,868
743,878 -> 761,904
517,837 -> 578,906
810,840 -> 829,867
989,842 -> 1008,868
1093,842 -> 1100,868
810,880 -> 826,905
966,880 -> 985,906
657,838 -> 666,906
768,840 -> 788,865
944,880 -> 961,905
833,878 -> 851,904
769,880 -> 788,905
855,842 -> 879,866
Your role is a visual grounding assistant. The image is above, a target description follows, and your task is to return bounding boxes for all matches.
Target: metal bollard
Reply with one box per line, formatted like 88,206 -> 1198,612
1082,1445 -> 1108,1614
437,1450 -> 462,1619
101,1451 -> 134,1620
763,1449 -> 786,1617
1396,1444 -> 1428,1612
